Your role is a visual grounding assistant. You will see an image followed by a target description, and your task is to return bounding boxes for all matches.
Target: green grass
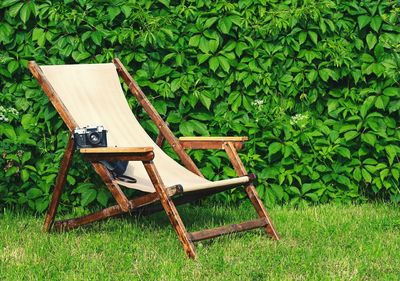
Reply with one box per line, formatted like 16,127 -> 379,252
0,203 -> 399,280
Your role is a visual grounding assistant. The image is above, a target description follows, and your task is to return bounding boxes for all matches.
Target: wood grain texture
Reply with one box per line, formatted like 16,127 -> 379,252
155,131 -> 166,148
80,147 -> 153,153
54,184 -> 183,231
179,136 -> 248,142
113,58 -> 203,178
189,218 -> 267,242
223,142 -> 280,240
83,152 -> 154,162
43,135 -> 75,232
143,160 -> 197,259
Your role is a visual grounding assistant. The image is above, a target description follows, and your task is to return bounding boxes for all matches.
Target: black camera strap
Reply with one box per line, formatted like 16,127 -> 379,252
100,160 -> 137,184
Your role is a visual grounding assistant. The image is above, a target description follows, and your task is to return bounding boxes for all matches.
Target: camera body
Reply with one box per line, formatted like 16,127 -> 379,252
73,125 -> 107,149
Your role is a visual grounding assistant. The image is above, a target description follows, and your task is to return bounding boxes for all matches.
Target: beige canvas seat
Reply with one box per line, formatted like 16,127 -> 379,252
29,59 -> 279,259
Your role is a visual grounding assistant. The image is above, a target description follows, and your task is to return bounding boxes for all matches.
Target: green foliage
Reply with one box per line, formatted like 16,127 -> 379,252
0,0 -> 399,212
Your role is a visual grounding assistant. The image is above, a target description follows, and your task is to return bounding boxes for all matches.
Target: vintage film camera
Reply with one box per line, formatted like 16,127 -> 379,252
73,125 -> 107,149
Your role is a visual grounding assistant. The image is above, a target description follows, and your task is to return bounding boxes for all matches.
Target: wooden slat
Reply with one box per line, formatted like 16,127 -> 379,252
113,58 -> 203,178
80,147 -> 153,153
179,136 -> 248,142
54,184 -> 183,231
223,142 -> 280,240
43,135 -> 75,232
83,151 -> 154,162
143,160 -> 197,259
189,218 -> 268,242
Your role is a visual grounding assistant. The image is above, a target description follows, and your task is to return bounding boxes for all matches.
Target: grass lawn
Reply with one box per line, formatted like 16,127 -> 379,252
0,202 -> 399,280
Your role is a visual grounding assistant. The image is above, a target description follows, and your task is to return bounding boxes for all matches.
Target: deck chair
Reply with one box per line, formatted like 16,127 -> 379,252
28,59 -> 279,259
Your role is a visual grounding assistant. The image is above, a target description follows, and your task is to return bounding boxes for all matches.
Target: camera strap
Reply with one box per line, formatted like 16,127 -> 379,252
100,160 -> 137,184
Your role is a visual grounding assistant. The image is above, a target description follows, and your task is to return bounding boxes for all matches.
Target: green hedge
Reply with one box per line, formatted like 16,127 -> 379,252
0,0 -> 399,212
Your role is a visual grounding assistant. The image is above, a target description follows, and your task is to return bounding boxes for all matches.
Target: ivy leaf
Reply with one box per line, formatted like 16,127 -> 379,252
344,131 -> 359,141
97,189 -> 109,207
370,16 -> 382,32
189,34 -> 201,47
336,147 -> 351,159
218,56 -> 230,72
218,17 -> 232,34
26,188 -> 42,199
204,17 -> 218,28
385,145 -> 397,166
91,31 -> 102,46
358,15 -> 371,29
20,3 -> 31,23
383,87 -> 399,97
308,31 -> 318,45
268,142 -> 282,157
81,189 -> 97,207
306,70 -> 318,83
360,96 -> 375,118
209,56 -> 219,72
362,169 -> 372,183
366,33 -> 377,50
361,133 -> 376,146
198,37 -> 209,53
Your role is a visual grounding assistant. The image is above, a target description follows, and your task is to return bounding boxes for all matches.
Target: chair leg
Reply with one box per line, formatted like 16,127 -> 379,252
223,142 -> 280,240
143,161 -> 197,259
43,136 -> 75,232
92,163 -> 131,212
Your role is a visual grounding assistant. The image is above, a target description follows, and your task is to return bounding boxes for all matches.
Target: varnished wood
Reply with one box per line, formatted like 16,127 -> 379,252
179,136 -> 248,142
113,58 -> 203,178
83,151 -> 154,162
54,184 -> 183,231
156,131 -> 166,147
80,147 -> 153,153
43,135 -> 75,232
143,160 -> 197,259
189,218 -> 267,242
223,142 -> 280,240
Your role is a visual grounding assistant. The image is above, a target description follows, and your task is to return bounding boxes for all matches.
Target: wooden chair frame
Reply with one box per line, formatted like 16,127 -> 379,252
28,59 -> 279,259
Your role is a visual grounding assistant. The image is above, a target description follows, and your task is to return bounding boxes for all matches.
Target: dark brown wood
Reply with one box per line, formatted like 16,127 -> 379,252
83,151 -> 154,162
80,147 -> 153,153
54,184 -> 183,231
113,58 -> 203,178
223,142 -> 280,240
180,137 -> 248,142
156,131 -> 166,148
143,160 -> 197,259
189,218 -> 268,242
43,135 -> 75,232
92,163 -> 131,212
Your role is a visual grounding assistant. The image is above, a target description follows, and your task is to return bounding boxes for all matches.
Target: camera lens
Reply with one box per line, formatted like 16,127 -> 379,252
88,132 -> 101,145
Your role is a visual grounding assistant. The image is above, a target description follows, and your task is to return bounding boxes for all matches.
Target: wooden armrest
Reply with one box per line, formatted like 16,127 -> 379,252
179,137 -> 248,150
80,147 -> 154,162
